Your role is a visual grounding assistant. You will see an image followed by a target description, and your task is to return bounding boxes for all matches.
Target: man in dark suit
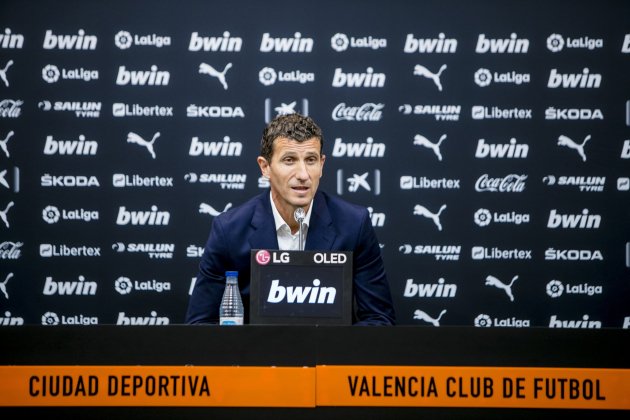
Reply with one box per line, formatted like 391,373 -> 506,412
185,113 -> 395,325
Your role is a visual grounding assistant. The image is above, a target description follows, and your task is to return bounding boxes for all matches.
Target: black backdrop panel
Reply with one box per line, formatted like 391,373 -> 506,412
0,0 -> 629,327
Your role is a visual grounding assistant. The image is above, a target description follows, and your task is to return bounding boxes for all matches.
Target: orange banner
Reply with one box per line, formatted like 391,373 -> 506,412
316,365 -> 630,409
0,365 -> 315,407
1,365 -> 629,409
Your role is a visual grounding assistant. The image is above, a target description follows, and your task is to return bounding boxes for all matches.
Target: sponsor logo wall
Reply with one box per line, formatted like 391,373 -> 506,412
1,0 -> 629,328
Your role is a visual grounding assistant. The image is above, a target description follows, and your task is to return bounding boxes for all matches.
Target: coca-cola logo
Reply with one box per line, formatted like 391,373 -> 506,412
332,102 -> 384,121
0,99 -> 23,118
0,241 -> 23,259
475,174 -> 527,192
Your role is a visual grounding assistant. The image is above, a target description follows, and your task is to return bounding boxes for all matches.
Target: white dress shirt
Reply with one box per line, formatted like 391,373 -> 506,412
269,192 -> 313,251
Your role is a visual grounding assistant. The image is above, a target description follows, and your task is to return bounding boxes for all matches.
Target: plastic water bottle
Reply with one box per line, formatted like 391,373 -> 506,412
219,271 -> 244,325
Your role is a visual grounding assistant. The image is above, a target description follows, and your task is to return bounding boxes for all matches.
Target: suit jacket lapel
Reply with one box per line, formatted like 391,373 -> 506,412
248,192 -> 279,250
305,192 -> 337,250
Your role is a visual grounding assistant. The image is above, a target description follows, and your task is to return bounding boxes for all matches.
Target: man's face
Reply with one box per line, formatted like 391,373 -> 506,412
257,136 -> 325,218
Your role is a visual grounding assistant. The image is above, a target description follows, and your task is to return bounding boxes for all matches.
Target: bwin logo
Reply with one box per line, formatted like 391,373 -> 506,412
403,33 -> 458,53
547,68 -> 601,88
0,28 -> 25,49
485,275 -> 518,302
189,136 -> 242,157
332,67 -> 386,88
331,137 -> 385,158
267,279 -> 336,304
413,309 -> 447,326
413,204 -> 447,231
413,64 -> 447,91
475,138 -> 528,159
557,134 -> 590,162
44,135 -> 98,156
116,65 -> 170,86
188,31 -> 243,52
43,275 -> 97,296
475,33 -> 529,53
116,311 -> 169,325
413,134 -> 447,161
260,32 -> 313,53
199,62 -> 232,90
116,205 -> 170,226
43,29 -> 97,50
1,311 -> 24,326
547,209 -> 601,229
367,207 -> 385,227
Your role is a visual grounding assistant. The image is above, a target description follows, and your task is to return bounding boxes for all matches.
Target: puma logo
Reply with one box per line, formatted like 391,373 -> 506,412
413,204 -> 447,231
127,132 -> 160,159
0,201 -> 14,228
413,64 -> 447,91
557,134 -> 591,162
0,60 -> 13,87
0,272 -> 13,299
413,309 -> 447,326
0,131 -> 14,158
199,202 -> 232,217
199,62 -> 232,90
485,275 -> 518,302
413,134 -> 447,161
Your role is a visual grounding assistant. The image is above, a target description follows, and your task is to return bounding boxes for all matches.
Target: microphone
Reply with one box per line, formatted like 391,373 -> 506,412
294,207 -> 305,251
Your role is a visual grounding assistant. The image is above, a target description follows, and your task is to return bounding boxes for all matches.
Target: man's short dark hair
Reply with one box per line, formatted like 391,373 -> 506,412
260,113 -> 323,161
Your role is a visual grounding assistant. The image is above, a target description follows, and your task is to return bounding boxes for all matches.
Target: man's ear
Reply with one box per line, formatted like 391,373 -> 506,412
257,156 -> 270,178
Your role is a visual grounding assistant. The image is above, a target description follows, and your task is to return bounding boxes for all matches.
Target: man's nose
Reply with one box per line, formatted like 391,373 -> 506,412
295,160 -> 309,180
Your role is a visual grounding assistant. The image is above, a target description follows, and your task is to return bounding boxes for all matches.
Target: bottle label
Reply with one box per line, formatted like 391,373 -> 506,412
219,317 -> 244,326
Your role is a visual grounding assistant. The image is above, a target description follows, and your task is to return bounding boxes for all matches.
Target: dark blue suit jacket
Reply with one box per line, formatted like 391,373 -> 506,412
185,190 -> 396,325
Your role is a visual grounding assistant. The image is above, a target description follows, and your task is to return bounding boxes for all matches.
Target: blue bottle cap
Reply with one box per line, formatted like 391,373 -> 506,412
225,271 -> 238,277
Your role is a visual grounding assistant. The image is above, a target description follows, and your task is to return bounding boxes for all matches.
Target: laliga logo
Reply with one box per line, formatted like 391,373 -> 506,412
474,314 -> 492,327
474,208 -> 492,226
474,68 -> 492,87
42,205 -> 60,224
259,67 -> 277,86
546,280 -> 564,298
547,34 -> 564,52
42,311 -> 60,326
114,31 -> 133,49
42,64 -> 60,83
331,33 -> 350,51
112,242 -> 126,252
114,277 -> 133,295
255,250 -> 271,265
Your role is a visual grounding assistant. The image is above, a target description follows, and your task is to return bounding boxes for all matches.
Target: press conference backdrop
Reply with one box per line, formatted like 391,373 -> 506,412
0,0 -> 629,328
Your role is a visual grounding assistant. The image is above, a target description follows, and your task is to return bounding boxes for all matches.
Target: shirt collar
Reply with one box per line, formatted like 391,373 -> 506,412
269,191 -> 313,232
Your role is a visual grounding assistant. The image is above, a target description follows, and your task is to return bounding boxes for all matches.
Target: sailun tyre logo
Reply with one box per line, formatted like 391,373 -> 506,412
547,34 -> 564,52
42,206 -> 60,224
115,276 -> 133,295
114,31 -> 133,49
474,314 -> 492,327
256,249 -> 271,265
42,311 -> 60,326
259,67 -> 277,86
546,280 -> 564,298
331,33 -> 350,51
